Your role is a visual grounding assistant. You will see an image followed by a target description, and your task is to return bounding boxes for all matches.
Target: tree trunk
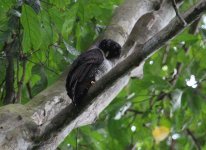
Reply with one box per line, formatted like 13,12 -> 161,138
0,0 -> 205,149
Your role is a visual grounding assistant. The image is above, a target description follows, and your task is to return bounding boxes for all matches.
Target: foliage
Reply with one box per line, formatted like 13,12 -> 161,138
59,2 -> 206,150
0,0 -> 206,149
0,0 -> 121,103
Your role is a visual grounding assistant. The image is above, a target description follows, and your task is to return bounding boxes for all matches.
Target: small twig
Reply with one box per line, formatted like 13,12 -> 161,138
127,109 -> 145,115
126,115 -> 137,129
27,49 -> 41,57
16,57 -> 27,103
125,143 -> 137,150
189,17 -> 201,34
26,58 -> 59,75
162,44 -> 170,65
0,89 -> 5,102
0,79 -> 5,89
149,91 -> 156,108
132,96 -> 152,104
26,82 -> 32,99
46,48 -> 50,66
169,62 -> 182,85
78,144 -> 89,149
16,58 -> 20,89
186,129 -> 201,150
172,0 -> 187,26
76,128 -> 79,150
170,138 -> 176,150
0,80 -> 5,102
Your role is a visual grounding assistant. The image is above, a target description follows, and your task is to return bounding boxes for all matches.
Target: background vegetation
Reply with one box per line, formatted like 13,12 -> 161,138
0,0 -> 206,149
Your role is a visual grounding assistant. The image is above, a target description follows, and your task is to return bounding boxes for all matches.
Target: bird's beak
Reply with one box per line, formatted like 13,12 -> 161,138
105,51 -> 109,57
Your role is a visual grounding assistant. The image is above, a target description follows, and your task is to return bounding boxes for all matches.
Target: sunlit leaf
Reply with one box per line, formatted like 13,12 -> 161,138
152,126 -> 170,144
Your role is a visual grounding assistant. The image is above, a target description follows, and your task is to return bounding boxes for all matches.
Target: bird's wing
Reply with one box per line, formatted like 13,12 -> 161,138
66,49 -> 104,100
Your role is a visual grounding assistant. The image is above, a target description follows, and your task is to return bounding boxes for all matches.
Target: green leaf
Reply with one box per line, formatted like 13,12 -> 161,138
21,4 -> 42,52
49,0 -> 71,8
107,119 -> 130,147
31,64 -> 48,95
48,7 -> 64,33
173,32 -> 200,45
61,4 -> 78,39
24,1 -> 41,13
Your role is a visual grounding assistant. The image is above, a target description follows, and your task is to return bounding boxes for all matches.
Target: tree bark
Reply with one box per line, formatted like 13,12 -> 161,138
0,0 -> 205,149
3,42 -> 15,104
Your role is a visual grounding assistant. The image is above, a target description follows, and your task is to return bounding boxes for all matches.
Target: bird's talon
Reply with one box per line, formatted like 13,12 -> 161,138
91,81 -> 95,85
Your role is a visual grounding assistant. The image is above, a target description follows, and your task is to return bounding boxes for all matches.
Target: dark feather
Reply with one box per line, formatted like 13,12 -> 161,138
66,49 -> 104,105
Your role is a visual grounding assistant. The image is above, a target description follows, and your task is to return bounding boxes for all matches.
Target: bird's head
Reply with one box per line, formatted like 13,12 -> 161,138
98,39 -> 121,59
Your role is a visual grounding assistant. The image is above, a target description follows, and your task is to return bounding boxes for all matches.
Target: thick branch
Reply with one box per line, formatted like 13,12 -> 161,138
33,1 -> 205,149
0,0 -> 160,149
0,0 -> 205,150
103,0 -> 163,46
87,0 -> 206,103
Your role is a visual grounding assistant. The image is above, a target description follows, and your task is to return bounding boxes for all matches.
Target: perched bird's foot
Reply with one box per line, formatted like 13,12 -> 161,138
91,81 -> 95,85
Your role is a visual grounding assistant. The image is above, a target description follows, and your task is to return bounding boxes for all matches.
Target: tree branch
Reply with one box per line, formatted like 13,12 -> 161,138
3,42 -> 15,104
186,129 -> 201,150
26,82 -> 33,99
33,1 -> 205,149
172,0 -> 187,26
0,0 -> 205,149
156,14 -> 202,103
87,0 -> 206,104
16,55 -> 27,103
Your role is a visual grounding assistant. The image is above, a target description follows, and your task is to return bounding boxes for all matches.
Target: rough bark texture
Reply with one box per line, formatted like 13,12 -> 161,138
3,42 -> 15,104
0,0 -> 205,149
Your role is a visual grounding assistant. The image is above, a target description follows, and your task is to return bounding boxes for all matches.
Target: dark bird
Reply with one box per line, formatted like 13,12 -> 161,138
66,39 -> 121,106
